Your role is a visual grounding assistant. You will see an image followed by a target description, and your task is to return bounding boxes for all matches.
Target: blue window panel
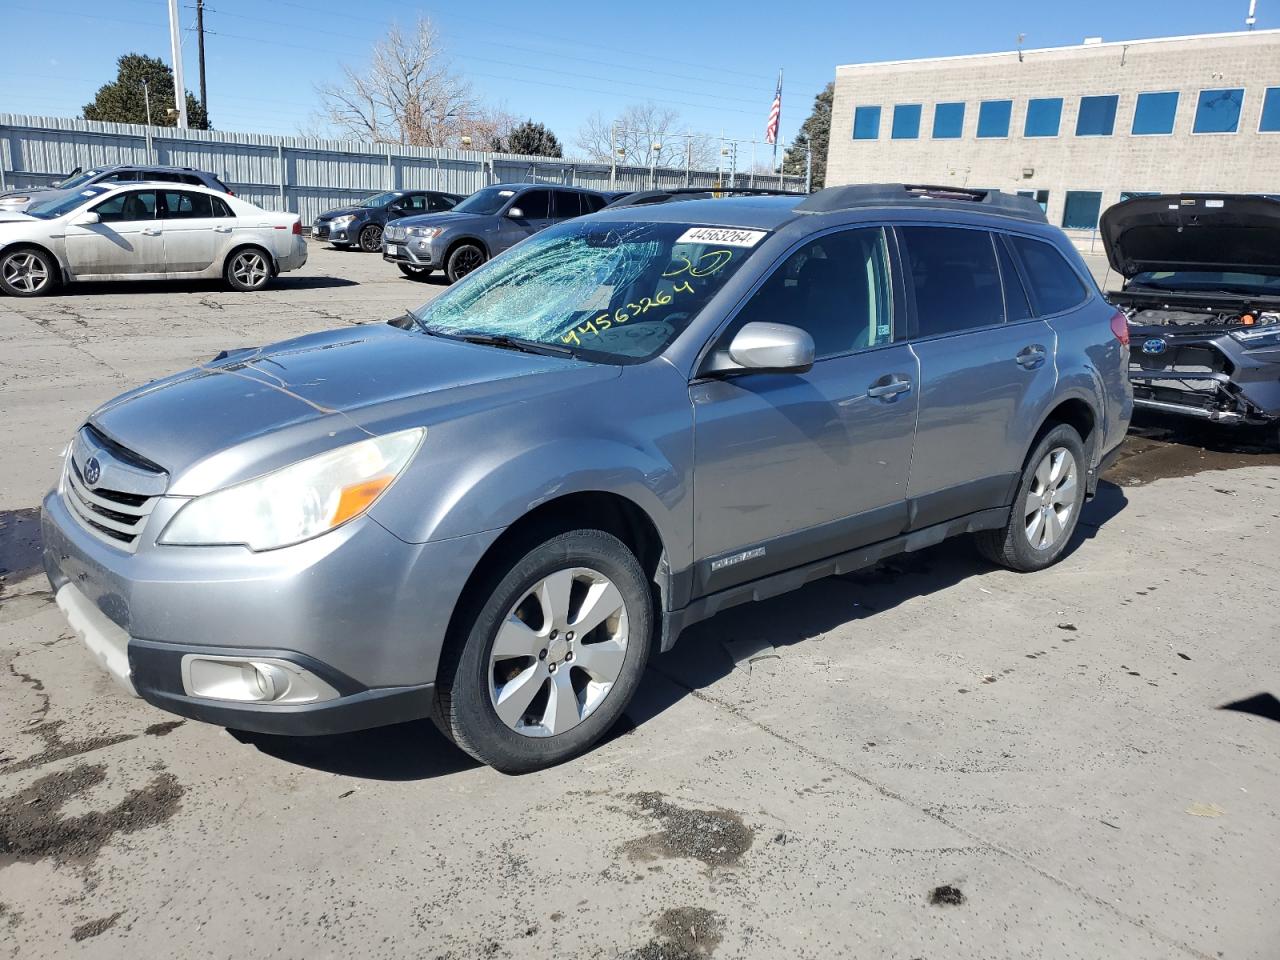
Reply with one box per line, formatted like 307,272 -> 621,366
1260,87 -> 1280,132
1076,95 -> 1119,136
853,105 -> 882,140
1062,191 -> 1103,230
977,100 -> 1012,138
1194,88 -> 1244,133
1024,98 -> 1062,137
932,102 -> 965,139
1119,191 -> 1158,203
891,104 -> 922,140
1131,91 -> 1179,135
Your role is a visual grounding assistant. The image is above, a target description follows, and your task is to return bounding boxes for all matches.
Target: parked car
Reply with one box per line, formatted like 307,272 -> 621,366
0,164 -> 233,213
381,183 -> 609,282
42,183 -> 1130,772
312,190 -> 462,252
0,182 -> 305,296
1101,193 -> 1280,446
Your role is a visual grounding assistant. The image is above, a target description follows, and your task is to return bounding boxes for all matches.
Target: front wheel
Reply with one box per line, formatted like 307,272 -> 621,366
359,224 -> 383,252
0,247 -> 57,297
445,243 -> 485,283
435,529 -> 652,773
975,424 -> 1087,572
224,248 -> 273,292
397,263 -> 433,280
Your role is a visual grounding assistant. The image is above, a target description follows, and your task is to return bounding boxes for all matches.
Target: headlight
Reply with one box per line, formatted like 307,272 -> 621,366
159,427 -> 424,551
1229,326 -> 1280,349
406,226 -> 444,240
331,214 -> 357,226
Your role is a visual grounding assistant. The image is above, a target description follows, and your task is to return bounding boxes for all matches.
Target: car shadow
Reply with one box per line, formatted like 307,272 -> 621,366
1219,693 -> 1280,724
51,276 -> 358,296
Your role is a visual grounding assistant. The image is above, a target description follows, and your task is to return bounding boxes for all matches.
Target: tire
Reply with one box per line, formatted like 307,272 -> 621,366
224,247 -> 273,292
397,263 -> 433,280
445,243 -> 486,283
358,224 -> 383,252
975,423 -> 1087,572
0,247 -> 57,297
435,528 -> 653,773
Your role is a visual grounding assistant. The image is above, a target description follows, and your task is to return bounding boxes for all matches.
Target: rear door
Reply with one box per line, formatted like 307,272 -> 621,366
64,188 -> 164,277
898,225 -> 1057,526
157,189 -> 220,273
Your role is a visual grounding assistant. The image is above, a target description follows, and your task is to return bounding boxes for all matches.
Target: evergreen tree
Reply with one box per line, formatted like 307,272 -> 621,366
782,82 -> 832,191
498,120 -> 563,157
83,54 -> 208,129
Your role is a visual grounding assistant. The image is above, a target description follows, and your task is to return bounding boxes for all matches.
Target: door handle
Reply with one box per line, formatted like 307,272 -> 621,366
1016,345 -> 1047,369
141,227 -> 162,236
214,224 -> 232,233
867,375 -> 912,400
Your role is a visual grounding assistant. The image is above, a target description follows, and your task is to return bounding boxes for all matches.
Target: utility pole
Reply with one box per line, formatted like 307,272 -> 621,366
196,0 -> 208,126
142,78 -> 154,162
167,0 -> 188,129
805,144 -> 812,194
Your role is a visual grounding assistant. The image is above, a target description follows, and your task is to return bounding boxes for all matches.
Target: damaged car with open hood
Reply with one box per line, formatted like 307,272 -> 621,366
1102,193 -> 1280,446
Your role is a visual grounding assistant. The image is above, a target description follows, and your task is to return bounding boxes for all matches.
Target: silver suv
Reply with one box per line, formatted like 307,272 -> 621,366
381,183 -> 608,283
42,184 -> 1132,773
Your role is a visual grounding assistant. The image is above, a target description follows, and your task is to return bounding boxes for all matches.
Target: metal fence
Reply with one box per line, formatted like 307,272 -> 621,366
0,114 -> 806,224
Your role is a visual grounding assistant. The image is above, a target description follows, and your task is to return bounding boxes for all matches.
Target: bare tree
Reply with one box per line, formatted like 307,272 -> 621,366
577,103 -> 716,169
317,18 -> 482,147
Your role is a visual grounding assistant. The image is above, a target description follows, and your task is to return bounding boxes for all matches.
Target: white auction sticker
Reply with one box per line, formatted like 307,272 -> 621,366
676,226 -> 768,248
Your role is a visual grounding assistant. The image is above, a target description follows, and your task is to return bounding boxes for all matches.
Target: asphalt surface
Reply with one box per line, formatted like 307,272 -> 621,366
2,244 -> 1278,959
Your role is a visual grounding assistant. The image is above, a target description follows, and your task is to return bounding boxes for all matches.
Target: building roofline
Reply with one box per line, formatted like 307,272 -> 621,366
835,28 -> 1280,72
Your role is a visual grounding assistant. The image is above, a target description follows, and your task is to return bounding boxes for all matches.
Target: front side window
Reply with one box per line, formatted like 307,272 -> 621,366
891,104 -> 922,140
976,100 -> 1012,138
932,102 -> 965,139
728,228 -> 894,360
92,190 -> 158,223
853,105 -> 881,140
412,220 -> 763,363
160,190 -> 214,219
1259,87 -> 1280,132
1194,88 -> 1244,134
1076,95 -> 1119,136
1132,91 -> 1179,135
899,227 -> 1004,336
1024,98 -> 1063,137
513,190 -> 550,219
553,191 -> 584,219
1060,190 -> 1103,230
1009,235 -> 1087,315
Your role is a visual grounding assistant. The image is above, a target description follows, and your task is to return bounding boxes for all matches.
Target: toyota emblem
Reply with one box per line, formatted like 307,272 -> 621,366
1141,338 -> 1167,356
83,456 -> 101,486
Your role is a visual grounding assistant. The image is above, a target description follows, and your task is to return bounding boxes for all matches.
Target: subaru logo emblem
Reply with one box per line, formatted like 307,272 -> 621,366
1141,338 -> 1167,356
83,456 -> 101,486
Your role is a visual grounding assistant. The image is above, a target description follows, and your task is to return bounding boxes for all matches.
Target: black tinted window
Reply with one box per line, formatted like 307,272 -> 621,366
161,191 -> 214,219
429,193 -> 457,211
403,193 -> 428,212
583,193 -> 606,213
900,227 -> 1004,336
515,190 -> 550,218
93,190 -> 158,222
1009,236 -> 1088,315
553,191 -> 583,218
729,227 -> 894,360
996,236 -> 1033,321
211,196 -> 233,218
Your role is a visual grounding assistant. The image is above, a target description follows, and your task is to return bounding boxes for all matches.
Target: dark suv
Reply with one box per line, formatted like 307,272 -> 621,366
312,190 -> 462,252
0,164 -> 232,213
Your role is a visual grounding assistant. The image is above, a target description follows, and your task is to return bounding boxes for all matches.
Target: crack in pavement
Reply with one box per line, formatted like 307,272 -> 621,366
647,662 -> 1217,960
23,309 -> 130,382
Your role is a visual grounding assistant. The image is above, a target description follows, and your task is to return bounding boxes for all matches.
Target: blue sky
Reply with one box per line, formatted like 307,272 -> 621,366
0,0 -> 1270,153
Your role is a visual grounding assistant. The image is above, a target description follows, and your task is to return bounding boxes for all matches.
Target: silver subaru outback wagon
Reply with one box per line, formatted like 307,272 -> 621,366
42,184 -> 1132,772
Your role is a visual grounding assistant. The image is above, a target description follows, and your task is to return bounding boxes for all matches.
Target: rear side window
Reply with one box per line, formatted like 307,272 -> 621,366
1009,236 -> 1088,315
583,193 -> 607,213
428,193 -> 456,211
211,196 -> 233,218
900,227 -> 1005,336
995,237 -> 1033,321
160,191 -> 214,219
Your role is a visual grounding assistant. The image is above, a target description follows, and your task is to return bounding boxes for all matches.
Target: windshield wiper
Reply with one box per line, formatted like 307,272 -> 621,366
450,332 -> 575,358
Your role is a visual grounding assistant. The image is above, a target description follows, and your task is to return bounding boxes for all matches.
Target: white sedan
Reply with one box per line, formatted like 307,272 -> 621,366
0,182 -> 306,297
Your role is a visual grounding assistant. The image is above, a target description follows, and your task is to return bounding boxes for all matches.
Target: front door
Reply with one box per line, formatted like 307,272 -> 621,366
64,189 -> 163,277
497,189 -> 552,252
691,226 -> 919,595
157,189 -> 220,274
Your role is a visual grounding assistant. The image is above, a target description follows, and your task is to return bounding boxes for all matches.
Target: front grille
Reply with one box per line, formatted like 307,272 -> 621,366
63,431 -> 166,552
1133,342 -> 1232,375
313,222 -> 329,238
384,224 -> 406,242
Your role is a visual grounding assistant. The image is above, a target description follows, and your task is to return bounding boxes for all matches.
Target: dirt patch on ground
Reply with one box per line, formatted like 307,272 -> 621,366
0,762 -> 183,868
623,792 -> 753,869
1,720 -> 134,776
1103,418 -> 1280,487
929,884 -> 966,906
143,720 -> 185,737
71,911 -> 124,941
628,907 -> 722,959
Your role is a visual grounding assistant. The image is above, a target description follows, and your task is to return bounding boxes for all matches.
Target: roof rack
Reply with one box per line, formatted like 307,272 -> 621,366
797,183 -> 1047,222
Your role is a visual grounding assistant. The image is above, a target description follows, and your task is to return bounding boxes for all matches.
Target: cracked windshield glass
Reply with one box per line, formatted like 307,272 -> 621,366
413,221 -> 767,361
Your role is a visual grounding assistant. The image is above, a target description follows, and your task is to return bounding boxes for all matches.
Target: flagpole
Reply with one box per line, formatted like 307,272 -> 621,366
773,68 -> 783,171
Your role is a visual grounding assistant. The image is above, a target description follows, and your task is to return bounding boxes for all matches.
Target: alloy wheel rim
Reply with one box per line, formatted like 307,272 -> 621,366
1023,447 -> 1078,550
488,566 -> 628,738
3,253 -> 49,293
232,252 -> 269,288
454,248 -> 482,277
362,225 -> 382,251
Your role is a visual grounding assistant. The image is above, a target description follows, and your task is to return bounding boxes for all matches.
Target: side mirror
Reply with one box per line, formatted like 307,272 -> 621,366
705,322 -> 815,376
74,211 -> 101,225
506,206 -> 524,219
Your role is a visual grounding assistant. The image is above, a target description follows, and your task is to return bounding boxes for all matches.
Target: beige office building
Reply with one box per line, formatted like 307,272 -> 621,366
825,29 -> 1280,235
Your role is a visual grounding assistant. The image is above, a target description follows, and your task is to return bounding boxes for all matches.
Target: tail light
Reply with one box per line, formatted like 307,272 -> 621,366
1109,310 -> 1129,347
291,220 -> 302,236
226,189 -> 235,196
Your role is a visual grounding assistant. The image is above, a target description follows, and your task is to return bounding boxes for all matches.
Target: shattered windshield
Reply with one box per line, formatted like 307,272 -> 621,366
412,221 -> 767,362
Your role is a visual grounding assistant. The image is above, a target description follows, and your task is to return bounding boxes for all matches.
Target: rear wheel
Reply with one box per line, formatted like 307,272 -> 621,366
359,224 -> 383,252
224,248 -> 273,292
975,424 -> 1086,572
445,243 -> 485,283
0,247 -> 57,297
435,529 -> 652,773
397,263 -> 433,280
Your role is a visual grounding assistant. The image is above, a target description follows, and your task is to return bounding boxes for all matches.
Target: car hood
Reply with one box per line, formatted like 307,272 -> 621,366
87,324 -> 619,495
1101,194 -> 1280,278
0,212 -> 37,224
0,186 -> 53,202
316,205 -> 368,221
389,210 -> 482,229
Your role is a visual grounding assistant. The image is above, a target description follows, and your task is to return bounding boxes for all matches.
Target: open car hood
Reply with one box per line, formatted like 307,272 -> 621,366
1100,194 -> 1280,279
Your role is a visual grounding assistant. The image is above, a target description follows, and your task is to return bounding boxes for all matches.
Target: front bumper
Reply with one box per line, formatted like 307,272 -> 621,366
42,487 -> 500,735
1128,330 -> 1280,425
313,220 -> 356,244
382,233 -> 440,267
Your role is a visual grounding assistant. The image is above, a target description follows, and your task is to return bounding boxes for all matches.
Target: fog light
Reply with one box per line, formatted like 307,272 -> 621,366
181,655 -> 339,704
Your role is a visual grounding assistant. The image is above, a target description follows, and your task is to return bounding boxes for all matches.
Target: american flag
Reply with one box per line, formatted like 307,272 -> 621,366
764,75 -> 782,145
